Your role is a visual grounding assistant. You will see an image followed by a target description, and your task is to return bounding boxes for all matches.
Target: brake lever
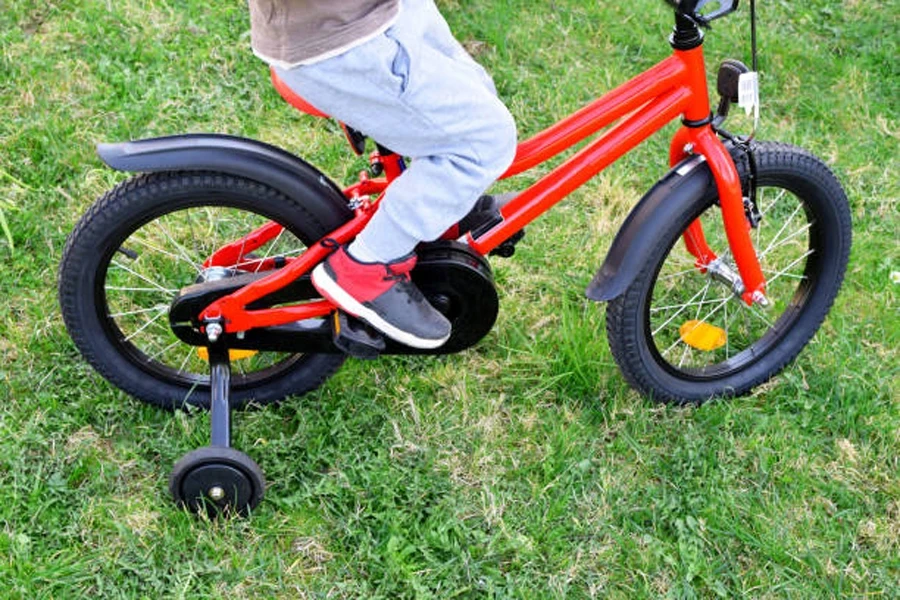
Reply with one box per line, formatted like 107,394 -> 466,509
665,0 -> 740,27
696,0 -> 740,23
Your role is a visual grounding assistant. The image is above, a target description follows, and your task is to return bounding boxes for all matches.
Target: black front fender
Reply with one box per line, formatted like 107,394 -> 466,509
586,150 -> 745,302
97,134 -> 352,226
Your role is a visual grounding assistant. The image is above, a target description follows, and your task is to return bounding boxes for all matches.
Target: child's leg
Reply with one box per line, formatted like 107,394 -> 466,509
277,0 -> 516,347
274,1 -> 517,262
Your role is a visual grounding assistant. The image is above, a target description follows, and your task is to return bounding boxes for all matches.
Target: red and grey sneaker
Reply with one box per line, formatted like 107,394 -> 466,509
311,246 -> 452,349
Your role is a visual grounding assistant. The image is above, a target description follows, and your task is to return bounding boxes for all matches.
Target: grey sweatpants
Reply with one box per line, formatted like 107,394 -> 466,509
274,0 -> 518,261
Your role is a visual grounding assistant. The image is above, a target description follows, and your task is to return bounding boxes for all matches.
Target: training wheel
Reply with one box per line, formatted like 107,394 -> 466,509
169,446 -> 266,518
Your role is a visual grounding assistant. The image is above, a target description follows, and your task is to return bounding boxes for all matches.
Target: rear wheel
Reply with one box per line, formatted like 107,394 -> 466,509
59,171 -> 348,409
606,143 -> 851,404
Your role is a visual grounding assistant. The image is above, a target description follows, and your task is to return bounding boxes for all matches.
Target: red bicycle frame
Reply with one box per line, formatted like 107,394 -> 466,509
200,41 -> 766,334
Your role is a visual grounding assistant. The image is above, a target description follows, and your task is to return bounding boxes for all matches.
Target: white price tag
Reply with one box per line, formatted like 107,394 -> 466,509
738,71 -> 760,119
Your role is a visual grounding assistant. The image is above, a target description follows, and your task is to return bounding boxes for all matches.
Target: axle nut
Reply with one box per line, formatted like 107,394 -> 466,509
206,323 -> 223,343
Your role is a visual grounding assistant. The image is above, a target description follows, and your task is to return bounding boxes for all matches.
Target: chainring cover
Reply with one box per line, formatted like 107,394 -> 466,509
169,240 -> 498,355
400,240 -> 499,354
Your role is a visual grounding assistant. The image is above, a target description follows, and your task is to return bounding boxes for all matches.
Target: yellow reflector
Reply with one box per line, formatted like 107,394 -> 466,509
679,320 -> 727,351
196,347 -> 259,362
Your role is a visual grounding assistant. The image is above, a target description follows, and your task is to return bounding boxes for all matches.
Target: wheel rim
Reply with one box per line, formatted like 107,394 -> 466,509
646,183 -> 820,379
98,203 -> 312,390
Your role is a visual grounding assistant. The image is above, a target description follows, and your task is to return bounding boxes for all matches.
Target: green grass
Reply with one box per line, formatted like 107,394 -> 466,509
1,0 -> 898,597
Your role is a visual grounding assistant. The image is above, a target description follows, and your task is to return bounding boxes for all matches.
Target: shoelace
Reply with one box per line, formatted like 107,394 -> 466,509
382,267 -> 411,283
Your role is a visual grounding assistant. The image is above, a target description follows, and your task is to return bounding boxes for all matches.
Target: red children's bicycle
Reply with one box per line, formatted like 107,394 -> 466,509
59,0 -> 851,516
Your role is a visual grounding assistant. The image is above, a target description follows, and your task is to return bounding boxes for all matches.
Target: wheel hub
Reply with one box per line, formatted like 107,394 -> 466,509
170,447 -> 266,518
705,257 -> 745,297
177,462 -> 254,515
196,266 -> 239,284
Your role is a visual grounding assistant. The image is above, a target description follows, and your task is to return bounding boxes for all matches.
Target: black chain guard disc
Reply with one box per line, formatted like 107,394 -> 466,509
398,240 -> 499,355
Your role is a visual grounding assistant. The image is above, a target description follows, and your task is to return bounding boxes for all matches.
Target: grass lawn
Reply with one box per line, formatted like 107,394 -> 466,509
1,0 -> 897,597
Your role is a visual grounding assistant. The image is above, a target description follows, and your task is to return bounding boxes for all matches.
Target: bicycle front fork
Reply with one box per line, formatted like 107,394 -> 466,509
670,125 -> 768,307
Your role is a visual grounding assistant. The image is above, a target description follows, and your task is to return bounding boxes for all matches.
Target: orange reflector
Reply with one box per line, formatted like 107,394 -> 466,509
679,320 -> 727,351
196,347 -> 259,362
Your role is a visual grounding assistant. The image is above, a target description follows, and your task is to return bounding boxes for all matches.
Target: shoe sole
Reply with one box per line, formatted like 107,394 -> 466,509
311,264 -> 451,350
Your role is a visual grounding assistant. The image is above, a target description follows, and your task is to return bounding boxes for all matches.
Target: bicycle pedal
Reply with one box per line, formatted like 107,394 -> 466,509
332,311 -> 385,359
489,228 -> 525,258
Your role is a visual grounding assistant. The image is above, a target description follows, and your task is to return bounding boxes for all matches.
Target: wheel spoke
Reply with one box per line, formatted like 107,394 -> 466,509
762,269 -> 806,281
122,305 -> 169,342
130,235 -> 198,269
145,340 -> 183,362
759,221 -> 813,260
109,305 -> 170,318
765,249 -> 815,286
724,295 -> 730,359
155,219 -> 202,276
759,203 -> 804,259
254,227 -> 286,273
657,266 -> 704,282
176,349 -> 194,375
746,304 -> 775,329
677,339 -> 692,368
110,260 -> 179,295
669,254 -> 702,268
651,281 -> 713,337
232,246 -> 305,271
759,188 -> 788,218
650,295 -> 733,313
105,286 -> 179,294
185,207 -> 200,261
694,276 -> 712,321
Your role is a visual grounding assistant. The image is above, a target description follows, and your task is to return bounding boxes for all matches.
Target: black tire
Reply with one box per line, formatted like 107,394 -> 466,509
59,171 -> 348,410
606,142 -> 851,404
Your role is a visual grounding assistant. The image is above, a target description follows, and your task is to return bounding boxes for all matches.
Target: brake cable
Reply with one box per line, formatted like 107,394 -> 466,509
711,0 -> 762,226
745,0 -> 760,227
750,0 -> 758,73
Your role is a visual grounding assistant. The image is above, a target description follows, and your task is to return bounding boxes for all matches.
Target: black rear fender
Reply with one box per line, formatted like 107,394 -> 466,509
97,134 -> 353,228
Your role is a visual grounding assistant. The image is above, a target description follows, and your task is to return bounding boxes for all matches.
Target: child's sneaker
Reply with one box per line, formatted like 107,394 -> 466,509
311,246 -> 452,349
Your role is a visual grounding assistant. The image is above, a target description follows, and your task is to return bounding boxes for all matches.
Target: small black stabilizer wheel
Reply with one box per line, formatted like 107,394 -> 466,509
169,446 -> 266,518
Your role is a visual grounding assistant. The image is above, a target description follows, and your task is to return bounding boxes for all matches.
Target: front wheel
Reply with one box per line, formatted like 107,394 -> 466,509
606,142 -> 851,404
